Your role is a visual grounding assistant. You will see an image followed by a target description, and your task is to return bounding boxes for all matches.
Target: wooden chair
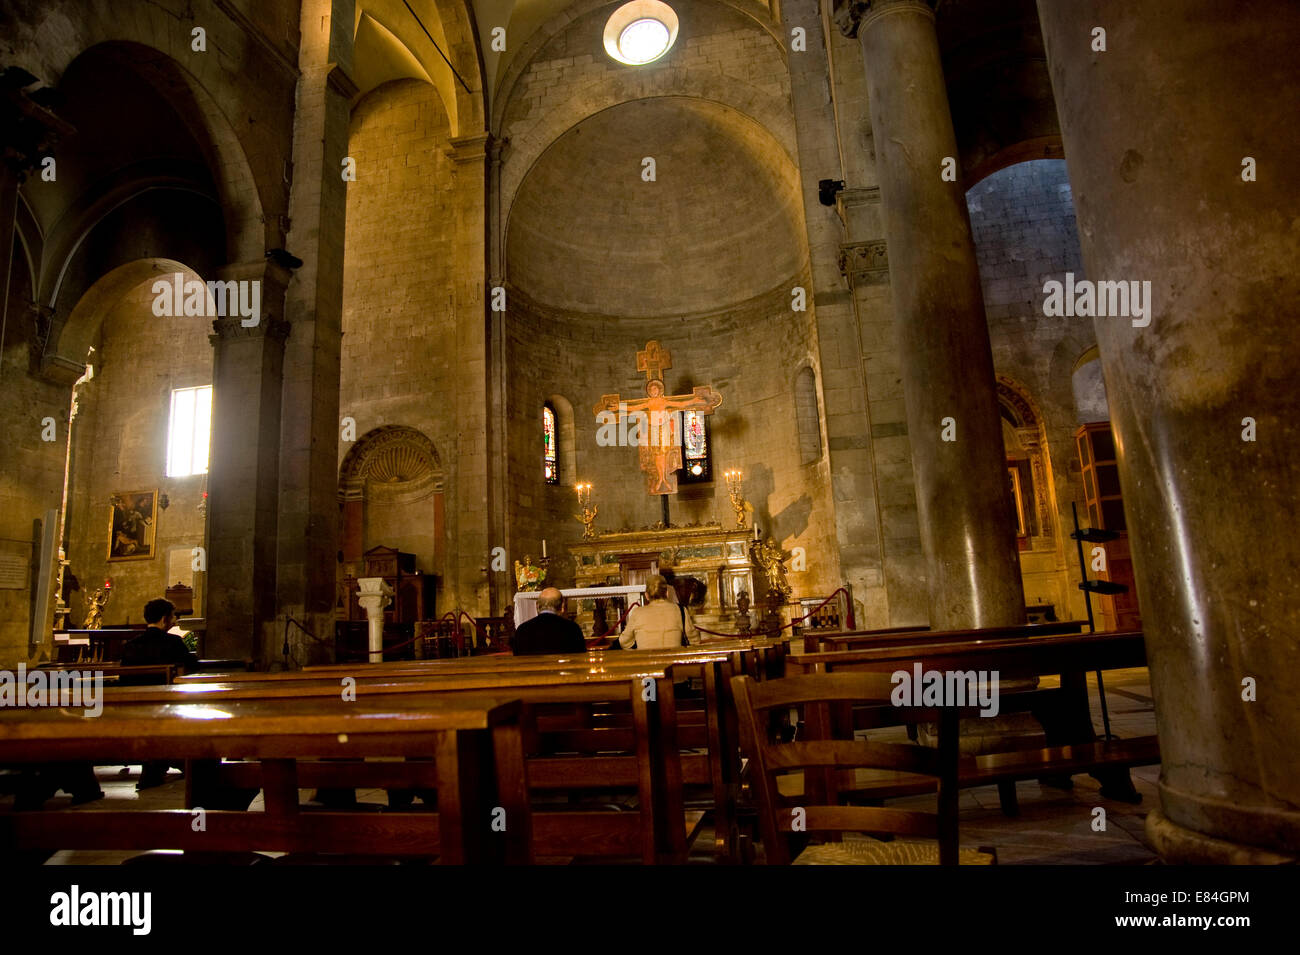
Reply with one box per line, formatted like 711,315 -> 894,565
730,671 -> 995,865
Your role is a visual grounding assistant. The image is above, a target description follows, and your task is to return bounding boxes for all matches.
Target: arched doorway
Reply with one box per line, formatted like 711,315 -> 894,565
996,375 -> 1072,620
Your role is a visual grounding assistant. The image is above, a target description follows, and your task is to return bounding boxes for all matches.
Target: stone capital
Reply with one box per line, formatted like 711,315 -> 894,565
838,239 -> 890,288
326,63 -> 359,99
834,0 -> 936,39
209,316 -> 290,343
446,133 -> 490,165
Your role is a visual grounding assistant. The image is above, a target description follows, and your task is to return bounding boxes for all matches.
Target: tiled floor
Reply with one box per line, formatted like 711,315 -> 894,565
6,668 -> 1159,865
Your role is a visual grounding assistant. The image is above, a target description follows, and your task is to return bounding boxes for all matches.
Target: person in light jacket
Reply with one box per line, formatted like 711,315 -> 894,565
619,574 -> 698,650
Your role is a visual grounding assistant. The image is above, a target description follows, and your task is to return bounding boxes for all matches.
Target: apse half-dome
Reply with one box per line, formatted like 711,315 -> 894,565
506,97 -> 805,318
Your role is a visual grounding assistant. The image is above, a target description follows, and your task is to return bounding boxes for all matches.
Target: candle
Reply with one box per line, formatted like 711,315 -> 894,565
542,539 -> 547,559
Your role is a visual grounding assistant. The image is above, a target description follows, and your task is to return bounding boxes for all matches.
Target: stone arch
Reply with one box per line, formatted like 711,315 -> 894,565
1070,345 -> 1109,424
490,0 -> 784,134
545,393 -> 578,486
51,40 -> 272,264
965,135 -> 1066,189
500,72 -> 798,224
338,425 -> 446,569
339,425 -> 445,502
43,258 -> 205,383
996,374 -> 1056,543
352,0 -> 486,138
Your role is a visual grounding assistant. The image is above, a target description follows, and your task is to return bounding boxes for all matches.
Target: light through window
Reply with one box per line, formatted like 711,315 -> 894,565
679,409 -> 711,483
543,404 -> 558,485
619,18 -> 670,64
167,385 -> 212,477
604,1 -> 678,66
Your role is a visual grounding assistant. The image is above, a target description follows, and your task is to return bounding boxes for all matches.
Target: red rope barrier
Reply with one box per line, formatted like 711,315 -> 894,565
694,586 -> 854,638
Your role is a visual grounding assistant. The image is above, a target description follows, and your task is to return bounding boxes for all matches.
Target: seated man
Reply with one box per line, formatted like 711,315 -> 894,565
121,598 -> 200,789
512,588 -> 586,655
620,574 -> 698,650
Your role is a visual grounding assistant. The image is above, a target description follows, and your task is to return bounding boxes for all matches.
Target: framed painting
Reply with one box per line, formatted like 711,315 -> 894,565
107,491 -> 158,561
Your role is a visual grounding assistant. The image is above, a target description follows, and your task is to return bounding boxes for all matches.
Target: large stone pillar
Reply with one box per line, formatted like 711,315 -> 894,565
446,133 -> 492,617
835,0 -> 1025,629
1037,0 -> 1300,861
206,261 -> 292,661
277,0 -> 356,664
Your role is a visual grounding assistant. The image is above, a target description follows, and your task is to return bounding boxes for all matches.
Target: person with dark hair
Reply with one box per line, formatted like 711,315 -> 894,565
121,598 -> 200,789
512,588 -> 586,655
121,599 -> 199,674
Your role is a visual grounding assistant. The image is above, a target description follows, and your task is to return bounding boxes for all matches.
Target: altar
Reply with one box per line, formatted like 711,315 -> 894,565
568,522 -> 756,634
513,584 -> 646,627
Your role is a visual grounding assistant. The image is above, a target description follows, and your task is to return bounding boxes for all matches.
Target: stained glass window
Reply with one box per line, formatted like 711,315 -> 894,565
543,404 -> 558,484
678,409 -> 711,484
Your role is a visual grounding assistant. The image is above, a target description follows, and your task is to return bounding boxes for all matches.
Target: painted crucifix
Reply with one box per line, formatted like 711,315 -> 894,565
594,340 -> 723,495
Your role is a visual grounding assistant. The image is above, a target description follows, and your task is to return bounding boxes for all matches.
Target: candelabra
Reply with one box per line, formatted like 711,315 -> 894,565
574,482 -> 598,539
724,469 -> 748,529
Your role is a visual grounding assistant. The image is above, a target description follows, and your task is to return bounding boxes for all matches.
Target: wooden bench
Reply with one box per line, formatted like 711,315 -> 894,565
0,695 -> 528,864
783,630 -> 1158,810
103,661 -> 721,864
812,620 -> 1087,654
32,663 -> 176,685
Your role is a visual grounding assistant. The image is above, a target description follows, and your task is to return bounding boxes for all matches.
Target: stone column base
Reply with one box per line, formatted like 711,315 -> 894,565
1145,809 -> 1296,865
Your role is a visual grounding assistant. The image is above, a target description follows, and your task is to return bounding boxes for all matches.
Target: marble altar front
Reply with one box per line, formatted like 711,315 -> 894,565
568,522 -> 756,634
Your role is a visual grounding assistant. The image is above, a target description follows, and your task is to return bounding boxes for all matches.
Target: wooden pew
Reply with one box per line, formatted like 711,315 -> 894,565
812,620 -> 1087,654
782,629 -> 1158,808
32,663 -> 176,685
101,662 -> 714,864
0,695 -> 528,864
800,623 -> 930,654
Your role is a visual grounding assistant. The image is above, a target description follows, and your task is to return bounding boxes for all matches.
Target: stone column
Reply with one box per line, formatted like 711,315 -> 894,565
276,0 -> 356,664
486,135 -> 509,615
205,261 -> 292,661
356,577 -> 392,662
835,0 -> 1025,629
1037,0 -> 1300,861
446,133 -> 492,617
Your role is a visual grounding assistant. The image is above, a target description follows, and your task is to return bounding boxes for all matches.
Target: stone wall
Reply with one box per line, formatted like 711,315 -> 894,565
63,280 -> 212,633
967,158 -> 1094,620
338,79 -> 465,596
502,283 -> 840,608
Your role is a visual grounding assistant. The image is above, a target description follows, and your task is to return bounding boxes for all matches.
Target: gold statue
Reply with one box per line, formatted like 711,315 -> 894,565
82,586 -> 110,630
749,534 -> 792,603
724,469 -> 749,529
514,556 -> 546,592
575,502 -> 599,540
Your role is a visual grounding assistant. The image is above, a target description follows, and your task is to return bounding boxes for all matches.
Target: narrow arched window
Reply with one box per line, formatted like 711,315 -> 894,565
543,403 -> 559,484
795,367 -> 822,465
677,409 -> 712,484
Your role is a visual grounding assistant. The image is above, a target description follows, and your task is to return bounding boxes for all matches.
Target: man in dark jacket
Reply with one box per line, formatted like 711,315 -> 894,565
512,588 -> 586,655
121,598 -> 199,676
121,598 -> 199,788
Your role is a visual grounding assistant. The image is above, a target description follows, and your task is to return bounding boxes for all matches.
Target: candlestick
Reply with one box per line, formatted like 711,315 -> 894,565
574,482 -> 598,539
542,539 -> 547,559
724,469 -> 748,529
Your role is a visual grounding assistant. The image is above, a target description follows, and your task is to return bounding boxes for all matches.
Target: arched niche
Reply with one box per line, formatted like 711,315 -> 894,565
338,425 -> 446,574
1071,346 -> 1110,424
996,374 -> 1055,543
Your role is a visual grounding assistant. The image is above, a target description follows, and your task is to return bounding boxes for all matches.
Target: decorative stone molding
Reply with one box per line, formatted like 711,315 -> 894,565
447,133 -> 490,165
833,0 -> 936,38
339,425 -> 444,504
838,240 -> 890,288
996,375 -> 1040,429
209,316 -> 290,342
326,63 -> 359,99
